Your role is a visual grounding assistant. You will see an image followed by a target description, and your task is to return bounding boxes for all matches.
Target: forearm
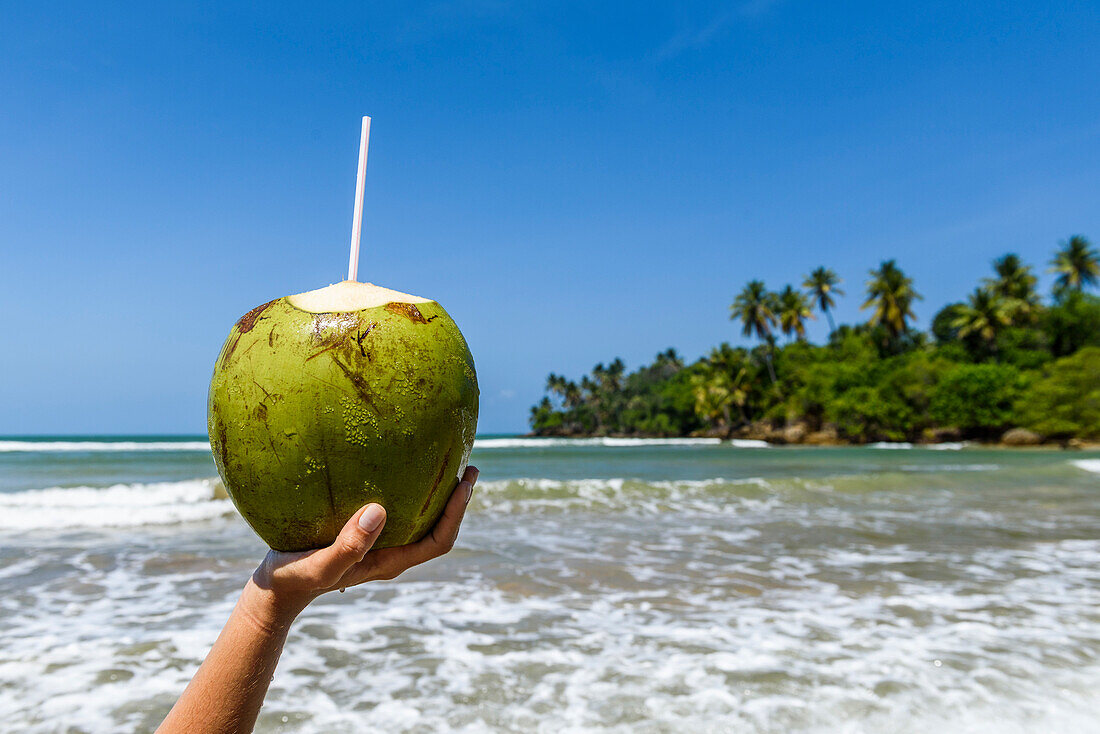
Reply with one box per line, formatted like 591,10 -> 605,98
158,472 -> 476,733
158,579 -> 305,734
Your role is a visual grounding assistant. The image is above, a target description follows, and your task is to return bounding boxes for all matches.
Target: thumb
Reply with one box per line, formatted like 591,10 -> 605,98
307,504 -> 387,588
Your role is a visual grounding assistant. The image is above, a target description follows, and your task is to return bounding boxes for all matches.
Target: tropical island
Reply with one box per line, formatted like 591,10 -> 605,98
529,236 -> 1100,446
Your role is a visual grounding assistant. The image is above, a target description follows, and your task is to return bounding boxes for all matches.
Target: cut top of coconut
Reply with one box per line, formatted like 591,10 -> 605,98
287,281 -> 432,313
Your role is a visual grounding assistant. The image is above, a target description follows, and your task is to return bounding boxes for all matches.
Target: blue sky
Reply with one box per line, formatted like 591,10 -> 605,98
2,1 -> 1099,434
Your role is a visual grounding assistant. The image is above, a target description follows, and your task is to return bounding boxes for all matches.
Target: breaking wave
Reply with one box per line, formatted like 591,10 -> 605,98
0,436 -> 756,453
1074,459 -> 1100,475
0,479 -> 233,530
473,437 -> 753,448
0,440 -> 211,452
870,442 -> 971,450
0,466 -> 1028,532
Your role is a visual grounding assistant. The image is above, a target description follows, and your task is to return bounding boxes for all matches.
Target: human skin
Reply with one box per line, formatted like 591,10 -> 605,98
157,465 -> 479,734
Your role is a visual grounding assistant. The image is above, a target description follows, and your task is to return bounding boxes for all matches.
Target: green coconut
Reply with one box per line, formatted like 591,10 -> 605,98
208,281 -> 479,552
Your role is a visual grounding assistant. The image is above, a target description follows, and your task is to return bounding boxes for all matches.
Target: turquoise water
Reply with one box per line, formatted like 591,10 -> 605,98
1,437 -> 1098,732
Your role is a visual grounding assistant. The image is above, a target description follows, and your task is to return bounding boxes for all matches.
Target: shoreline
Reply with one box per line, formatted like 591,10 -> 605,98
526,430 -> 1100,450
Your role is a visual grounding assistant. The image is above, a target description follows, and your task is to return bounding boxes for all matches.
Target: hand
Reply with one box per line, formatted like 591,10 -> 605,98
249,465 -> 479,620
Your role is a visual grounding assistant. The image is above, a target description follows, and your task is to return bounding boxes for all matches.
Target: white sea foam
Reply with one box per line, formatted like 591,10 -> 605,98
2,527 -> 1098,733
0,440 -> 211,452
475,476 -> 768,494
0,468 -> 1013,534
0,446 -> 1098,732
473,437 -> 725,448
468,476 -> 787,518
1074,459 -> 1100,475
728,438 -> 770,447
0,479 -> 233,529
870,441 -> 977,450
900,463 -> 1000,473
0,437 -> 748,453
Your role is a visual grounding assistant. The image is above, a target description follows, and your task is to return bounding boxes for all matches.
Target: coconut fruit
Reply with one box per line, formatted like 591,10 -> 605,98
208,280 -> 478,552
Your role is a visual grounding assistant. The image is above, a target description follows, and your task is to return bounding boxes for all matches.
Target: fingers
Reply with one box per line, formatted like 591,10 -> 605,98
353,466 -> 478,582
302,503 -> 387,588
421,473 -> 476,558
461,465 -> 479,485
406,467 -> 479,561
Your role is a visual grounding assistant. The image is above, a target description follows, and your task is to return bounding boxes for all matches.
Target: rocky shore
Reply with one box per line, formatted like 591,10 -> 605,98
722,422 -> 1098,448
531,424 -> 1099,449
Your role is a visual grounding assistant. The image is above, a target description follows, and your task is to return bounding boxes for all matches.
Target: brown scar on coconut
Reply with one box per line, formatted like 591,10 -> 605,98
384,301 -> 430,324
355,323 -> 377,357
417,446 -> 453,519
236,300 -> 277,333
223,300 -> 277,362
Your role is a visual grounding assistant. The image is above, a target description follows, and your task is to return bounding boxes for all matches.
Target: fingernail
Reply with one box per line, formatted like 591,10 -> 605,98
359,504 -> 385,532
464,483 -> 474,506
470,467 -> 479,483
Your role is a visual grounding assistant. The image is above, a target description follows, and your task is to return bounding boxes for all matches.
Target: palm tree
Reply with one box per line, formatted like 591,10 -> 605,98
952,287 -> 1012,353
590,358 -> 626,432
689,366 -> 748,430
546,373 -> 566,401
1050,235 -> 1099,293
985,253 -> 1039,324
730,280 -> 778,383
546,373 -> 581,409
730,281 -> 777,341
861,260 -> 922,338
592,358 -> 625,394
705,342 -> 744,374
545,373 -> 583,433
653,348 -> 684,372
777,285 -> 814,341
802,267 -> 844,334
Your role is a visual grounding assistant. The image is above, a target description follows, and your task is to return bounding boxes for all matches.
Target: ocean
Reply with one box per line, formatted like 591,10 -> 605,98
1,437 -> 1098,733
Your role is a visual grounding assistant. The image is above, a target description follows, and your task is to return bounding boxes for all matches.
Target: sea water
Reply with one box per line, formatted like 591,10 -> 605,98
0,437 -> 1098,733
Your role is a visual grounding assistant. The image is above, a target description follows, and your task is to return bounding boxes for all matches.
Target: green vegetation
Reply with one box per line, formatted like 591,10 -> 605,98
530,236 -> 1100,444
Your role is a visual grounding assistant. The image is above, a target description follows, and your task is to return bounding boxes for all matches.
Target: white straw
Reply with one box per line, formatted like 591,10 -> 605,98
347,116 -> 371,282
